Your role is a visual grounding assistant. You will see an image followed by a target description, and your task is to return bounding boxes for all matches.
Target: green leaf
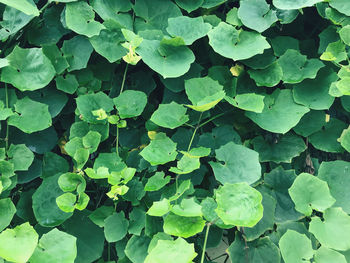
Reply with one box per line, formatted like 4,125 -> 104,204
29,228 -> 77,263
238,0 -> 277,33
309,207 -> 350,251
279,230 -> 313,263
185,76 -> 225,112
8,97 -> 52,134
76,92 -> 114,123
171,198 -> 202,217
228,236 -> 280,263
340,25 -> 350,46
289,173 -> 335,216
83,131 -> 101,153
163,213 -> 205,238
175,0 -> 203,12
318,161 -> 350,213
336,77 -> 350,96
8,144 -> 34,171
0,6 -> 33,41
0,222 -> 38,263
88,206 -> 114,227
166,16 -> 211,45
248,62 -> 283,87
125,235 -> 151,263
89,28 -> 127,63
329,0 -> 350,16
114,90 -> 147,119
140,133 -> 177,165
144,172 -> 171,191
145,238 -> 197,263
0,198 -> 16,232
320,41 -> 347,62
147,198 -> 171,217
293,67 -> 338,110
225,93 -> 265,113
56,193 -> 76,213
209,142 -> 261,185
169,154 -> 200,174
252,134 -> 306,163
309,118 -> 347,153
314,247 -> 347,263
137,39 -> 195,78
58,172 -> 86,193
55,74 -> 79,94
293,110 -> 326,137
61,36 -> 93,72
0,0 -> 39,16
215,183 -> 263,227
273,0 -> 323,10
104,212 -> 129,242
65,1 -> 104,38
90,0 -> 132,21
201,197 -> 232,229
208,22 -> 270,60
42,44 -> 69,74
63,211 -> 105,263
278,49 -> 324,84
339,126 -> 350,152
151,102 -> 189,129
1,46 -> 55,91
32,174 -> 73,227
246,89 -> 310,134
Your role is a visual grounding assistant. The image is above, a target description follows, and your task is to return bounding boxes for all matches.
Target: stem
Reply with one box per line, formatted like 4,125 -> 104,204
187,112 -> 203,152
5,84 -> 9,151
198,112 -> 227,129
119,63 -> 129,95
39,1 -> 51,13
200,223 -> 211,263
107,242 -> 111,261
116,126 -> 119,156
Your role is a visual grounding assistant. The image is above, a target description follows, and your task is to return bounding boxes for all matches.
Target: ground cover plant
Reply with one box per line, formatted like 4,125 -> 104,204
0,0 -> 350,262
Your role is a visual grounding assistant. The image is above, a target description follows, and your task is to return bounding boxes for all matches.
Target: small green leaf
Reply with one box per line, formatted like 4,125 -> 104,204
58,173 -> 86,194
147,198 -> 171,217
289,173 -> 335,216
145,238 -> 197,263
114,90 -> 147,119
0,222 -> 39,263
215,183 -> 263,227
104,212 -> 129,242
314,247 -> 347,263
163,213 -> 205,238
185,76 -> 225,112
82,131 -> 101,153
7,144 -> 34,171
150,102 -> 189,129
279,230 -> 313,263
225,93 -> 265,113
340,25 -> 350,46
55,74 -> 79,94
88,206 -> 114,227
329,0 -> 350,16
56,193 -> 76,213
171,198 -> 202,217
273,0 -> 323,10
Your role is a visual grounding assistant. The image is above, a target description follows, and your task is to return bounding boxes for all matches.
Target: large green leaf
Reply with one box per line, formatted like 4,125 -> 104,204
246,89 -> 310,134
279,230 -> 313,263
185,76 -> 225,112
8,97 -> 52,134
238,0 -> 277,33
1,46 -> 55,91
0,223 -> 38,263
32,174 -> 73,227
318,161 -> 350,213
0,0 -> 39,16
208,22 -> 270,60
151,102 -> 189,129
145,238 -> 197,263
309,207 -> 350,251
329,0 -> 350,16
273,0 -> 323,10
65,1 -> 104,38
137,38 -> 195,78
289,173 -> 335,216
166,16 -> 211,45
163,213 -> 205,238
29,228 -> 77,263
140,133 -> 177,165
209,142 -> 261,185
0,198 -> 16,232
215,183 -> 263,227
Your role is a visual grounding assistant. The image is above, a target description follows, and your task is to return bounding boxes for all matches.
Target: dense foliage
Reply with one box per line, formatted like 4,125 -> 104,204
0,0 -> 350,262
